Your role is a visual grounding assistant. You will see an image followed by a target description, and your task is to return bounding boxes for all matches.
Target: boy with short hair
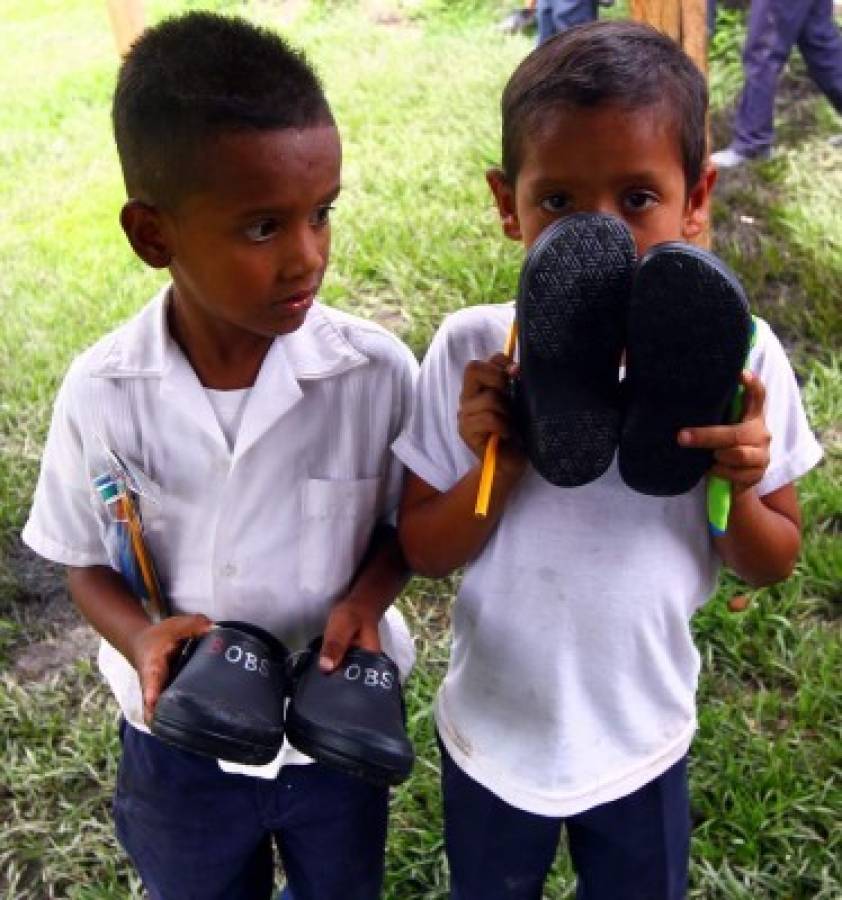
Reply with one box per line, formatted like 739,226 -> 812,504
395,21 -> 822,899
22,12 -> 417,900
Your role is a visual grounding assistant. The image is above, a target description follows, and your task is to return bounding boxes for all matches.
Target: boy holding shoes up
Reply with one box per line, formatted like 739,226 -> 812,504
395,21 -> 822,899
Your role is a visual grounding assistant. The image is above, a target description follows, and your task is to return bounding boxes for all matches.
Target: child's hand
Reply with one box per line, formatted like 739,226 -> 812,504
319,597 -> 382,673
677,371 -> 771,495
129,613 -> 213,724
458,353 -> 526,477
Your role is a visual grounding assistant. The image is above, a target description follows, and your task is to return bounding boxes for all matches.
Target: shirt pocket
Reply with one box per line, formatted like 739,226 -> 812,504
299,477 -> 381,601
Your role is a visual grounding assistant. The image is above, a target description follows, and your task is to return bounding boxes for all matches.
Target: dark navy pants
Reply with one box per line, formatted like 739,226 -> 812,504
113,722 -> 388,900
733,0 -> 842,156
440,740 -> 690,900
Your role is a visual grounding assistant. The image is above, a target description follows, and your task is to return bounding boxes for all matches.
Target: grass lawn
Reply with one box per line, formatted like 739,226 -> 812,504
1,1 -> 839,897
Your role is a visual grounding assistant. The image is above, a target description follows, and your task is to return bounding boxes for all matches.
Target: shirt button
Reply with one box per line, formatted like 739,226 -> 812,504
221,563 -> 237,578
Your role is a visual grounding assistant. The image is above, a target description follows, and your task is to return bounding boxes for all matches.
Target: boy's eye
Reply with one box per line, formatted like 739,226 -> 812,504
623,191 -> 659,213
311,204 -> 335,228
539,194 -> 571,214
244,219 -> 280,243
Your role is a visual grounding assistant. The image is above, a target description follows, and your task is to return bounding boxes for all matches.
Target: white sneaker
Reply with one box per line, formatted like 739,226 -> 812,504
711,147 -> 769,169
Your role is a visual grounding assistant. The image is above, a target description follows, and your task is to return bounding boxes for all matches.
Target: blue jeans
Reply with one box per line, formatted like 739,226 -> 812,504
440,739 -> 690,900
536,0 -> 598,45
113,722 -> 388,900
733,0 -> 842,155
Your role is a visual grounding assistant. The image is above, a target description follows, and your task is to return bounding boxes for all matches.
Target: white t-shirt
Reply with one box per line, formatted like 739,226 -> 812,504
23,287 -> 418,775
393,303 -> 822,817
205,388 -> 251,452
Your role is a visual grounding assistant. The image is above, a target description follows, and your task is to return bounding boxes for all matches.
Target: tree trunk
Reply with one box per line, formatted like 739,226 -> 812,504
630,0 -> 710,247
629,0 -> 707,77
106,0 -> 145,58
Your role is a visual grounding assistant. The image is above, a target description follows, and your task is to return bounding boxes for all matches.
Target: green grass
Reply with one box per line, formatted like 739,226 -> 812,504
1,1 -> 840,897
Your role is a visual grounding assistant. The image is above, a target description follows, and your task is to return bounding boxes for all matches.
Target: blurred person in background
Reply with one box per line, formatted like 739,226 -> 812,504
712,0 -> 842,167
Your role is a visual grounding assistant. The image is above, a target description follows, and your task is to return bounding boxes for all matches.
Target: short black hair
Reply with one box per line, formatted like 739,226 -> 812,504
501,20 -> 708,189
113,11 -> 334,207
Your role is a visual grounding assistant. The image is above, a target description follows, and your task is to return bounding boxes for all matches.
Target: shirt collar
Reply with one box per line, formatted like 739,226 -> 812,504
88,286 -> 369,382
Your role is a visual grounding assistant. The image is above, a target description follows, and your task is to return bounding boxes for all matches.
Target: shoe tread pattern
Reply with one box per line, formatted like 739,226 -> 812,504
620,245 -> 751,496
517,213 -> 635,486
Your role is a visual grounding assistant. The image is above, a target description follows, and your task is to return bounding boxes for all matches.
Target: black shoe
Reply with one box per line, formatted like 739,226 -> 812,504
514,212 -> 636,487
151,621 -> 289,765
619,243 -> 752,496
285,639 -> 414,787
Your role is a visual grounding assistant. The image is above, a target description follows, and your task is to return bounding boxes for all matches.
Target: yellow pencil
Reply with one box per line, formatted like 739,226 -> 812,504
121,491 -> 169,620
475,321 -> 518,518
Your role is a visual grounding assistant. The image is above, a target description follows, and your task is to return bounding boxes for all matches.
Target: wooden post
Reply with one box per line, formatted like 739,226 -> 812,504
106,0 -> 145,58
629,0 -> 707,76
630,0 -> 710,247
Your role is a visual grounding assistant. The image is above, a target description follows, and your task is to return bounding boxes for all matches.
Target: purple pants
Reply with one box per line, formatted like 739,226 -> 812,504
733,0 -> 842,156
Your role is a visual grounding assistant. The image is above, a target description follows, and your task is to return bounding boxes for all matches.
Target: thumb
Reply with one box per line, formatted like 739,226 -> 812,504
319,613 -> 356,673
170,613 -> 213,641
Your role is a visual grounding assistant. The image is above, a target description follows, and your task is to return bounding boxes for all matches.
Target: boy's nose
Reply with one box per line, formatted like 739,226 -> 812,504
282,222 -> 326,278
594,199 -> 621,218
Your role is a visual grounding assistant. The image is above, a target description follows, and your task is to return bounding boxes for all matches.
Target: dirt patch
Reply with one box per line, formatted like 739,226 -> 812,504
709,60 -> 841,362
2,543 -> 97,681
12,622 -> 98,681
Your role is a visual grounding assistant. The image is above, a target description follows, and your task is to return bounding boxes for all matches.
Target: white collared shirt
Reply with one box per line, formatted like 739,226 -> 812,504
23,287 -> 418,772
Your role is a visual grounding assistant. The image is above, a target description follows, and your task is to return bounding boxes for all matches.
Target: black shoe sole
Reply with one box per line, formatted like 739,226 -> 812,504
619,243 -> 752,496
285,707 -> 414,788
515,213 -> 635,487
152,710 -> 282,766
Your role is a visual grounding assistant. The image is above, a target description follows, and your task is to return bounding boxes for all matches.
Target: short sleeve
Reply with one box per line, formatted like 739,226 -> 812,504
21,367 -> 109,567
378,342 -> 420,526
392,306 -> 510,492
749,320 -> 823,496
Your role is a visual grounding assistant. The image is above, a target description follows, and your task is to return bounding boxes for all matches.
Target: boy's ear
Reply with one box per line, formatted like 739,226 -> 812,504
120,200 -> 172,269
486,167 -> 522,242
682,162 -> 717,242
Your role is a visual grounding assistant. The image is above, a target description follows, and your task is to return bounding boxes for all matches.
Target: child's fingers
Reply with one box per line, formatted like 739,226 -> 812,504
461,358 -> 512,400
319,622 -> 355,673
678,373 -> 768,450
138,615 -> 212,722
140,657 -> 169,723
678,417 -> 769,451
320,605 -> 382,672
464,410 -> 514,442
709,463 -> 767,487
166,613 -> 213,642
488,352 -> 514,369
677,423 -> 741,449
354,622 -> 383,655
713,443 -> 769,468
459,391 -> 515,449
460,390 -> 512,420
738,371 -> 766,422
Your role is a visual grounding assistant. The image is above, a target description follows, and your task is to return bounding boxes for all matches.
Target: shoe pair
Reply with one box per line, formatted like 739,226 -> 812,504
515,213 -> 752,496
151,622 -> 414,786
